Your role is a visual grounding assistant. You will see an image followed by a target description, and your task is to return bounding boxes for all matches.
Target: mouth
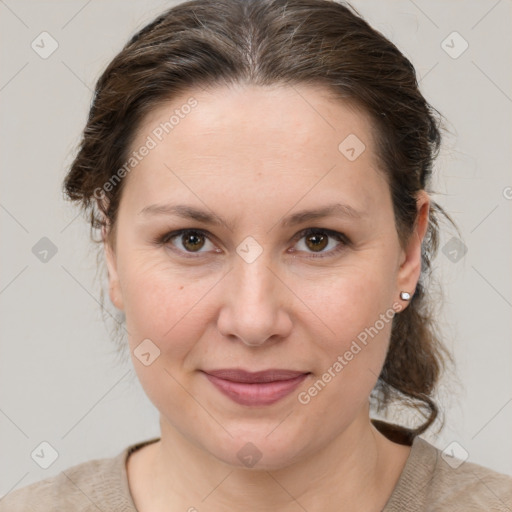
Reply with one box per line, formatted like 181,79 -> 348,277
201,368 -> 311,406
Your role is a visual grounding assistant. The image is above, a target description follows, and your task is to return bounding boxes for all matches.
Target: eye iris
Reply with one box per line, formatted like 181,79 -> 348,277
182,232 -> 205,251
305,232 -> 328,252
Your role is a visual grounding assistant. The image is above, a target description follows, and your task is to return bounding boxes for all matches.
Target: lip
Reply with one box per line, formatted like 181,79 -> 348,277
201,369 -> 310,406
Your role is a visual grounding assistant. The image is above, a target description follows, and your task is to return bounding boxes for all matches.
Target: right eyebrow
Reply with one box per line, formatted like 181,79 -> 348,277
139,203 -> 235,229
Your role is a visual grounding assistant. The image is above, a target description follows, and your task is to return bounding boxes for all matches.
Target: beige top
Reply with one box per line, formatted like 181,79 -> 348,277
1,421 -> 511,511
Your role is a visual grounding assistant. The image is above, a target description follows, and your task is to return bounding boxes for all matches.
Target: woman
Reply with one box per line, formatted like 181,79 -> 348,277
2,0 -> 510,510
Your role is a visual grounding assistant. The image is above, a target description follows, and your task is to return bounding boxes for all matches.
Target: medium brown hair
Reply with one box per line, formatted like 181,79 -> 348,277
64,0 -> 454,435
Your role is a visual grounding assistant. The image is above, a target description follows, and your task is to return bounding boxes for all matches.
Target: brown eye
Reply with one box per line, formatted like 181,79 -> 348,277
305,232 -> 328,252
181,231 -> 206,252
293,228 -> 348,258
158,229 -> 219,257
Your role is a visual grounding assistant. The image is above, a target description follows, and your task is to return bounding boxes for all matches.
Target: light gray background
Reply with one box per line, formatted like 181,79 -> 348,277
1,0 -> 511,497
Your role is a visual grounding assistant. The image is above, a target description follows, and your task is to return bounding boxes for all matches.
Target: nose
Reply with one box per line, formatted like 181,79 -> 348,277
217,255 -> 293,347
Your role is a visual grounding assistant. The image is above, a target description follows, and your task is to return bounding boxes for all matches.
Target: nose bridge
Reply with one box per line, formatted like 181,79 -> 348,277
217,248 -> 291,345
232,250 -> 278,312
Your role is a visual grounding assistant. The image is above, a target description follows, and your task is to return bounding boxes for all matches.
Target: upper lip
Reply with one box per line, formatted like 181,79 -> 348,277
202,369 -> 309,383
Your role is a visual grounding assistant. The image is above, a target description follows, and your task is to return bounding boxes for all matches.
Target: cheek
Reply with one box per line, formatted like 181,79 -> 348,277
295,265 -> 397,397
119,262 -> 218,415
118,255 -> 217,349
299,260 -> 397,339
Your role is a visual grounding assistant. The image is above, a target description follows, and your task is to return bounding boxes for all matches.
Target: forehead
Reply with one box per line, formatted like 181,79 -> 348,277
123,83 -> 387,214
134,83 -> 376,158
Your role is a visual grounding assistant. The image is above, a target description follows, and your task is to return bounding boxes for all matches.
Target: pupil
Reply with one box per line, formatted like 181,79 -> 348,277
183,232 -> 204,251
306,233 -> 327,252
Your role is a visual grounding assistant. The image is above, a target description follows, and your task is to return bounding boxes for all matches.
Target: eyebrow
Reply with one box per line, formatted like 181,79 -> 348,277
138,202 -> 364,230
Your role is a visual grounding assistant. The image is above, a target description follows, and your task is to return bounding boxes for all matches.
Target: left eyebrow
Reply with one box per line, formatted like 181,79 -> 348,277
280,203 -> 365,227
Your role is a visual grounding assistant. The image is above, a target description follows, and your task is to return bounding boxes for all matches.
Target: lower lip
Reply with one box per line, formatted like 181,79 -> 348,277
203,373 -> 309,406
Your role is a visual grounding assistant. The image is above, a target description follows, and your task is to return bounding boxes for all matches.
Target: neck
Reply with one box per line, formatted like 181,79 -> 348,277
138,406 -> 410,512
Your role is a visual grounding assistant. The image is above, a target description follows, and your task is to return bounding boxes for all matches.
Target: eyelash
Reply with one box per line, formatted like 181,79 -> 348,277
154,228 -> 350,259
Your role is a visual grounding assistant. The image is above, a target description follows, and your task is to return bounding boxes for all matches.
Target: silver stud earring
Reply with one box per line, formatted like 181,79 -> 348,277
400,291 -> 411,301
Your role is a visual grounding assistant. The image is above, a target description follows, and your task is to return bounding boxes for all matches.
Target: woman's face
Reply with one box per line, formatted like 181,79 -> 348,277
105,84 -> 427,469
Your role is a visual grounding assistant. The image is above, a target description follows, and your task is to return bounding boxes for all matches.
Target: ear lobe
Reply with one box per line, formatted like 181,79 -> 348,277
396,192 -> 430,305
103,229 -> 124,311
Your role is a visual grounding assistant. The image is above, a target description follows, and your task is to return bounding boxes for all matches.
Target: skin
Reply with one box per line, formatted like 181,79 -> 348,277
104,83 -> 430,511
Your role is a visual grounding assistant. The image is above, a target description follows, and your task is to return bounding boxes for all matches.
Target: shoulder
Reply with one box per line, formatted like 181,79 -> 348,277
385,435 -> 512,512
0,440 -> 155,512
424,438 -> 512,511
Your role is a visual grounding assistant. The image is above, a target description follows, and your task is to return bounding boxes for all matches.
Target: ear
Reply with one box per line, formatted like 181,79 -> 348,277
396,191 -> 430,309
103,225 -> 124,311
